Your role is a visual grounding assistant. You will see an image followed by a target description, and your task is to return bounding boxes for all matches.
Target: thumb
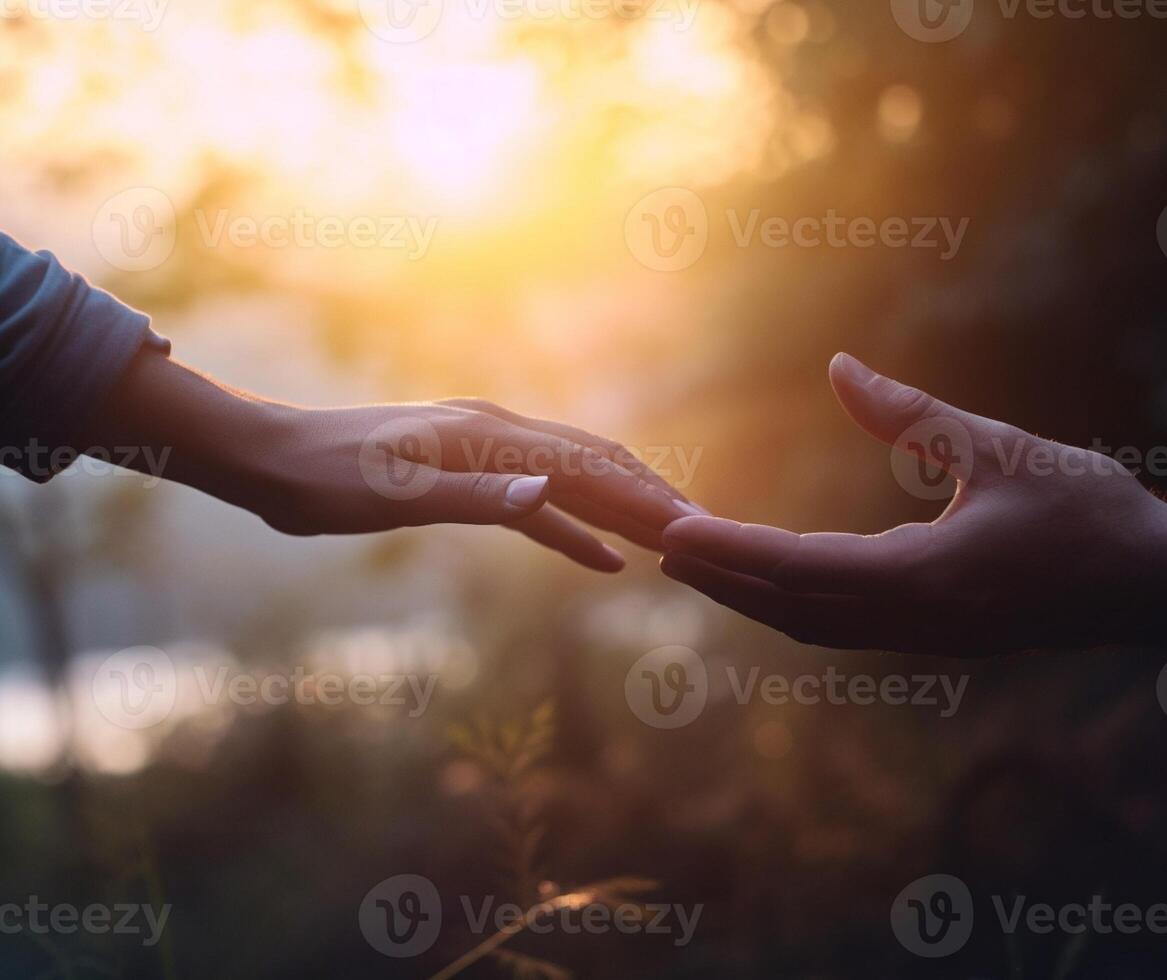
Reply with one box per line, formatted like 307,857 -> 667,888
401,472 -> 551,526
828,353 -> 1004,478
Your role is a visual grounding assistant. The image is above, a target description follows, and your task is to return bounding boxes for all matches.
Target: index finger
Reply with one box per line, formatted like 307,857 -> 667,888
438,397 -> 699,506
434,408 -> 697,529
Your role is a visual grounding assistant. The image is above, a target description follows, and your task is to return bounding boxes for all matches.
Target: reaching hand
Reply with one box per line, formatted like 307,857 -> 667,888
660,353 -> 1167,655
79,352 -> 704,573
259,398 -> 700,572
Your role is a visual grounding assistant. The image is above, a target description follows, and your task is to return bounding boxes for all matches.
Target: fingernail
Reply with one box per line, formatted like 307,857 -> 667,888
673,500 -> 710,517
505,475 -> 549,510
833,352 -> 875,383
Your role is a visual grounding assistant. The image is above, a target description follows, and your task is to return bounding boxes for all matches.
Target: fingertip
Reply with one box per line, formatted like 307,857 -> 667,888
598,543 -> 626,573
504,475 -> 550,515
662,515 -> 703,550
829,351 -> 876,388
662,514 -> 736,550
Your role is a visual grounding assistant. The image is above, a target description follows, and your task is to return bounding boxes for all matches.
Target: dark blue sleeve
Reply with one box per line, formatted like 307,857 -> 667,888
0,231 -> 171,482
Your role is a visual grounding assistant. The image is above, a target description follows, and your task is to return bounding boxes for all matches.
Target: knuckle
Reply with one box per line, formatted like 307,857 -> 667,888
468,471 -> 498,503
886,382 -> 934,421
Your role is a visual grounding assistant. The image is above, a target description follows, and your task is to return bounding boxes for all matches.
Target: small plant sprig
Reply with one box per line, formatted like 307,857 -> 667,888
440,701 -> 660,980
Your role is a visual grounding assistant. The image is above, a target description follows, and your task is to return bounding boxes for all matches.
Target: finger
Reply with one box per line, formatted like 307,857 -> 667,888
437,398 -> 704,508
551,490 -> 669,551
663,516 -> 932,596
829,353 -> 1013,476
394,471 -> 550,526
433,408 -> 693,529
662,517 -> 799,578
507,506 -> 625,573
659,553 -> 895,650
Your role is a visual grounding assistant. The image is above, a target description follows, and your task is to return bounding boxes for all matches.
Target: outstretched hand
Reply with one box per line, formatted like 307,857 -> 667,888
78,351 -> 704,573
661,353 -> 1167,655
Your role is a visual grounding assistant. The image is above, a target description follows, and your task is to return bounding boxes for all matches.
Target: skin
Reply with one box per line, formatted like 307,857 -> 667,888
661,353 -> 1167,656
72,348 -> 704,572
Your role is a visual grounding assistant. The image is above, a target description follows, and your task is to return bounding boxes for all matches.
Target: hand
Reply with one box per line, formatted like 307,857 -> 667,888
259,398 -> 701,572
78,352 -> 704,572
660,353 -> 1167,655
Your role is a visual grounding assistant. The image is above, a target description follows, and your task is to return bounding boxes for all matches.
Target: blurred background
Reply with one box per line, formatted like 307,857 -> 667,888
2,0 -> 1167,975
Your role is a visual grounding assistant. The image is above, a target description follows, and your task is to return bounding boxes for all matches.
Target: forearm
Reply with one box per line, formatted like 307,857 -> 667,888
72,347 -> 295,516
